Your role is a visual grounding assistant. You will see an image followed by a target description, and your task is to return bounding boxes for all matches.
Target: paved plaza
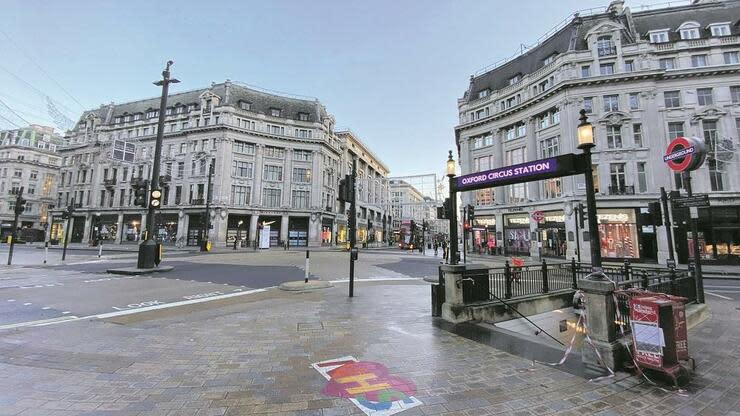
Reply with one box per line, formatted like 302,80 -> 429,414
0,248 -> 738,415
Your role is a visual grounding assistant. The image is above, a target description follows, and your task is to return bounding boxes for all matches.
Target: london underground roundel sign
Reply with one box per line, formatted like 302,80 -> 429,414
663,136 -> 706,172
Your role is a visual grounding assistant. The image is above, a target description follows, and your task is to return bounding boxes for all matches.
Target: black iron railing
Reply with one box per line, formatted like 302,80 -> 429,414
608,185 -> 635,195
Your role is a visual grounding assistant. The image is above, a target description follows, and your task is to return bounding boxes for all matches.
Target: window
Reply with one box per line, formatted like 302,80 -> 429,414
709,24 -> 731,37
505,128 -> 515,141
702,120 -> 725,191
691,55 -> 708,67
473,137 -> 483,148
736,118 -> 740,139
270,108 -> 281,117
581,65 -> 591,78
664,91 -> 681,108
475,189 -> 493,205
112,140 -> 135,162
649,31 -> 669,43
629,93 -> 640,110
731,86 -> 740,103
599,63 -> 615,75
263,188 -> 281,207
233,140 -> 255,154
606,125 -> 622,149
609,163 -> 626,191
697,88 -> 713,105
177,162 -> 184,178
232,160 -> 253,178
292,167 -> 311,183
508,75 -> 521,85
668,122 -> 684,139
231,185 -> 250,206
516,124 -> 526,137
292,190 -> 310,209
724,51 -> 739,64
603,94 -> 619,112
239,101 -> 251,111
263,165 -> 283,181
679,27 -> 700,40
637,162 -> 647,193
264,146 -> 285,158
505,147 -> 527,203
624,60 -> 635,72
583,97 -> 593,113
543,53 -> 557,65
294,150 -> 312,161
597,36 -> 616,57
540,136 -> 559,158
477,89 -> 489,99
659,58 -> 676,70
633,123 -> 643,147
175,186 -> 182,205
296,129 -> 312,139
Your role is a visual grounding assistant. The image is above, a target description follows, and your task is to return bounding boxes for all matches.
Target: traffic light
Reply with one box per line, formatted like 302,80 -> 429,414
440,198 -> 451,219
577,203 -> 585,229
648,201 -> 663,226
422,220 -> 428,232
15,195 -> 26,215
338,177 -> 347,203
133,179 -> 149,207
338,175 -> 354,203
467,205 -> 475,223
62,202 -> 75,219
410,220 -> 417,233
149,189 -> 163,209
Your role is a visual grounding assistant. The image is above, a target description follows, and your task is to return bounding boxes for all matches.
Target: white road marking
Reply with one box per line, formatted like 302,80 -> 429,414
705,291 -> 733,300
41,307 -> 51,310
23,303 -> 32,306
705,285 -> 740,289
0,288 -> 269,331
7,299 -> 15,302
329,277 -> 423,283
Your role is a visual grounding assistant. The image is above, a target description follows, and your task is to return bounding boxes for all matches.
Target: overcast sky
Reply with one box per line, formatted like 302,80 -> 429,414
1,0 -> 664,178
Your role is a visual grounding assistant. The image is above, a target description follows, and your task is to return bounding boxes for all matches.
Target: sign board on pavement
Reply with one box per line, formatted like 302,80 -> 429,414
672,195 -> 709,208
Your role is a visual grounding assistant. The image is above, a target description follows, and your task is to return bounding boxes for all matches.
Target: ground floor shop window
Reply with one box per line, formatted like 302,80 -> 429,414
682,207 -> 740,263
93,215 -> 119,242
154,213 -> 178,244
597,209 -> 638,259
504,214 -> 530,255
321,221 -> 333,245
336,224 -> 347,244
288,217 -> 308,247
538,212 -> 566,258
226,214 -> 250,245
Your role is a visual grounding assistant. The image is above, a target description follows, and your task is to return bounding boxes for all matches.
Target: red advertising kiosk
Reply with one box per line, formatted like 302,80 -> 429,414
628,291 -> 691,386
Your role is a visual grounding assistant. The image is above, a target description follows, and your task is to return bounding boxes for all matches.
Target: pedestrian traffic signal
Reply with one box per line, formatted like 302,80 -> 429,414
648,201 -> 663,226
149,189 -> 162,208
132,179 -> 149,207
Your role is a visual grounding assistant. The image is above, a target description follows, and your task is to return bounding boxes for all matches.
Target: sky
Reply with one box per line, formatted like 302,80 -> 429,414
0,0 -> 665,179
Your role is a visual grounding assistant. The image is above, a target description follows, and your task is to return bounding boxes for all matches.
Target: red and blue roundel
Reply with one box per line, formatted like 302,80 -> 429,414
664,136 -> 706,172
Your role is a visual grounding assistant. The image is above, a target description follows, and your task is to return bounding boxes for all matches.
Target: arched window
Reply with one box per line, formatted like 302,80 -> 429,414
597,36 -> 616,57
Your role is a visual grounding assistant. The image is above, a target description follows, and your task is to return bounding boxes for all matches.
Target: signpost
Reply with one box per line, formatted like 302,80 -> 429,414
664,136 -> 707,303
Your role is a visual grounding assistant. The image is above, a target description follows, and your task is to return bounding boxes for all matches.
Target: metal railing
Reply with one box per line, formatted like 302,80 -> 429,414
608,185 -> 635,195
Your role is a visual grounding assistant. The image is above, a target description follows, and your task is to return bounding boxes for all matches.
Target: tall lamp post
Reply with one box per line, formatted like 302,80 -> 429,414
576,109 -> 602,272
138,61 -> 180,269
446,150 -> 459,265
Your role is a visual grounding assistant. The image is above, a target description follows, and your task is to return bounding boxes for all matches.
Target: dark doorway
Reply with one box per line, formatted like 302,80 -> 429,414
227,214 -> 250,245
187,213 -> 205,246
288,217 -> 309,247
71,216 -> 85,243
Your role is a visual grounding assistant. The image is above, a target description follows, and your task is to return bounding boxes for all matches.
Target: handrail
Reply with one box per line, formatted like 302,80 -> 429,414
488,289 -> 565,346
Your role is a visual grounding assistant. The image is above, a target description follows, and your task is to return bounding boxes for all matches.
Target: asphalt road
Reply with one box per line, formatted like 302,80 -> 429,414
703,277 -> 740,301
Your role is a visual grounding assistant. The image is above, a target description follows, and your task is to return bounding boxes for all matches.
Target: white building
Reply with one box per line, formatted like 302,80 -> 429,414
0,125 -> 61,241
53,81 -> 388,248
455,0 -> 740,265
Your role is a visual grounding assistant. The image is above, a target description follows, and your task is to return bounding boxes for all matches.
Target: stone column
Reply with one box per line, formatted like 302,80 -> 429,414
492,129 -> 505,205
283,149 -> 293,207
83,214 -> 93,244
116,213 -> 124,245
526,117 -> 539,201
440,264 -> 469,323
280,213 -> 289,245
176,211 -> 186,244
308,214 -> 320,247
578,277 -> 626,371
253,144 -> 264,206
249,214 -> 259,244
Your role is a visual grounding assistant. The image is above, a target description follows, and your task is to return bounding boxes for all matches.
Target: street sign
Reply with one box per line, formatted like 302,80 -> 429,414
672,195 -> 709,208
531,211 -> 544,222
664,136 -> 706,172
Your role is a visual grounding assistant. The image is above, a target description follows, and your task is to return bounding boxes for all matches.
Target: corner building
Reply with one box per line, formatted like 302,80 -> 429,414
456,0 -> 740,265
54,81 -> 354,247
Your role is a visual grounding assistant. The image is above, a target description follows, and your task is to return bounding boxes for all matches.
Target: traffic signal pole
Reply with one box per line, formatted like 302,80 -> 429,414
349,158 -> 357,297
138,61 -> 178,269
201,162 -> 214,252
660,187 -> 676,264
62,199 -> 75,262
682,173 -> 705,304
6,187 -> 24,266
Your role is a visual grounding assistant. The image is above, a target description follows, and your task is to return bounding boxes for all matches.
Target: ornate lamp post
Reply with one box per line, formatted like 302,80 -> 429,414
446,150 -> 459,265
576,109 -> 602,271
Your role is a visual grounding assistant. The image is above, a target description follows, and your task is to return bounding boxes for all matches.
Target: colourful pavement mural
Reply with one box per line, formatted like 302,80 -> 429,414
312,356 -> 422,415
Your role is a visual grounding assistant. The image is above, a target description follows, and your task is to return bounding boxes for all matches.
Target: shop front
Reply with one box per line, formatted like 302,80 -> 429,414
0,221 -> 13,241
504,214 -> 530,256
92,214 -> 119,243
472,217 -> 496,254
597,208 -> 639,260
336,220 -> 348,247
321,217 -> 333,246
288,217 -> 309,247
186,213 -> 204,246
121,214 -> 142,243
155,213 -> 179,244
70,216 -> 85,243
49,215 -> 65,245
676,206 -> 740,264
537,211 -> 566,258
227,214 -> 250,246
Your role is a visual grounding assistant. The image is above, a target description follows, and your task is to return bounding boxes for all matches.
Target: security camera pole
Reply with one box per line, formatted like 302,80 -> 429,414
138,60 -> 180,268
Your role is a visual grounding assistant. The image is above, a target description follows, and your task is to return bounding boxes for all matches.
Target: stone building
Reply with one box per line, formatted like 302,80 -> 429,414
455,0 -> 740,265
335,130 -> 390,246
52,81 -> 376,247
0,125 -> 61,241
389,179 -> 426,228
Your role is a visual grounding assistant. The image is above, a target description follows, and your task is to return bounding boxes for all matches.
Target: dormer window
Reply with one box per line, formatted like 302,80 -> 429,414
123,115 -> 131,123
114,116 -> 122,124
678,22 -> 701,40
508,75 -> 521,86
709,23 -> 731,37
187,104 -> 197,112
649,30 -> 669,43
133,113 -> 141,121
176,106 -> 184,114
270,108 -> 281,117
596,36 -> 616,57
543,53 -> 558,65
477,89 -> 490,99
165,108 -> 173,115
298,112 -> 309,121
239,101 -> 252,111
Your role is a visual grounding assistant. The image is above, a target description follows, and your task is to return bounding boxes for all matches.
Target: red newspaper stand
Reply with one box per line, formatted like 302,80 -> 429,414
627,292 -> 691,386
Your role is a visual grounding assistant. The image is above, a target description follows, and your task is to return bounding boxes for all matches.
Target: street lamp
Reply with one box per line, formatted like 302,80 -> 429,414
577,109 -> 602,271
446,150 -> 459,265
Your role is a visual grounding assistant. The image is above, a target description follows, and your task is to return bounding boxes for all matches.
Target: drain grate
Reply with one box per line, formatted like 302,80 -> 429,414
297,322 -> 324,331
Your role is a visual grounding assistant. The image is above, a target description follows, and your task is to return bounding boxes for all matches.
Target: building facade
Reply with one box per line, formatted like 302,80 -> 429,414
52,81 -> 375,247
335,130 -> 390,246
0,125 -> 61,241
456,0 -> 740,264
